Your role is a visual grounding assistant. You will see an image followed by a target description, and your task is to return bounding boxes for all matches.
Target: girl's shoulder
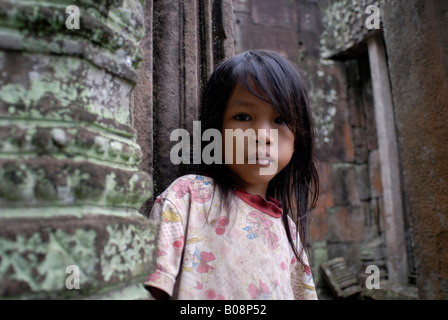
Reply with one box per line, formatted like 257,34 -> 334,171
168,174 -> 215,190
157,174 -> 216,204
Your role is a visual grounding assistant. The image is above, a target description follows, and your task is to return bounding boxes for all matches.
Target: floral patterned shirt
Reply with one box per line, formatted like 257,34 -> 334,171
144,174 -> 318,300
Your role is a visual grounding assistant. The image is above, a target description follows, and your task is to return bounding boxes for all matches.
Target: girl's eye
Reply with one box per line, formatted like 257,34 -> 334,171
234,114 -> 251,121
274,117 -> 286,125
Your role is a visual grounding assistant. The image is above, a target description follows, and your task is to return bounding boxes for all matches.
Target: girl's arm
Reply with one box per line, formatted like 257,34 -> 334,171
291,250 -> 318,300
143,196 -> 186,299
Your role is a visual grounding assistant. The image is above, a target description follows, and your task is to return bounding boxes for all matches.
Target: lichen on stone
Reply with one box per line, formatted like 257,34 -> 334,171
101,222 -> 156,282
320,0 -> 384,58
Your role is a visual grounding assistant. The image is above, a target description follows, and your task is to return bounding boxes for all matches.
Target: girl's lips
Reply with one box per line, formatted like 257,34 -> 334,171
247,157 -> 272,167
256,158 -> 270,166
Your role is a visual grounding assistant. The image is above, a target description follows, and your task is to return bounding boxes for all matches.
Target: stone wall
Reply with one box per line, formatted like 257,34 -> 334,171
382,0 -> 448,299
302,0 -> 388,297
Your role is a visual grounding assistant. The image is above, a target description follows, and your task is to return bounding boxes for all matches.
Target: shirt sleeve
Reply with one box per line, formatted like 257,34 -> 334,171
290,247 -> 318,300
143,196 -> 185,297
288,220 -> 318,300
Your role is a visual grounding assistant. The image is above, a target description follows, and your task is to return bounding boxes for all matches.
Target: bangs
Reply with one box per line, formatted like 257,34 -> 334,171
229,51 -> 305,133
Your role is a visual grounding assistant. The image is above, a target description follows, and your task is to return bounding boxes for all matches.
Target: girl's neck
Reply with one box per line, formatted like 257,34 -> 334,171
229,172 -> 269,199
239,184 -> 268,200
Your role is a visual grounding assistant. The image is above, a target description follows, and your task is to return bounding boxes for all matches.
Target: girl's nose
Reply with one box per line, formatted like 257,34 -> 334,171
255,127 -> 273,159
256,130 -> 270,145
255,122 -> 272,145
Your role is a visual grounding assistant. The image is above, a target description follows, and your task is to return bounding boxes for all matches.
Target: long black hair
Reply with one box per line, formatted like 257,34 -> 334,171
199,49 -> 319,265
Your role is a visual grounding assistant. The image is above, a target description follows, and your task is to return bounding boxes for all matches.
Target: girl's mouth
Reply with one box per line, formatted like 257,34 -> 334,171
256,158 -> 271,166
247,157 -> 272,167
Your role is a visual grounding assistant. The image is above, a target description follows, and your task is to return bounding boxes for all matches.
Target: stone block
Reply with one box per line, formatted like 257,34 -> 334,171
297,1 -> 321,35
88,283 -> 153,300
362,199 -> 380,237
248,24 -> 299,61
297,32 -> 322,59
250,0 -> 298,30
326,206 -> 365,243
355,164 -> 370,201
368,149 -> 382,198
233,11 -> 252,54
331,116 -> 355,163
0,215 -> 157,299
310,206 -> 326,241
347,89 -> 366,128
320,257 -> 361,299
0,159 -> 152,210
310,241 -> 329,288
353,128 -> 369,164
363,89 -> 378,151
232,0 -> 250,13
331,163 -> 359,206
361,281 -> 419,300
316,161 -> 334,208
320,0 -> 382,59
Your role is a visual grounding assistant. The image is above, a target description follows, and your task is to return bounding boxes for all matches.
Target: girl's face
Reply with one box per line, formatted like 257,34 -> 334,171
221,83 -> 295,197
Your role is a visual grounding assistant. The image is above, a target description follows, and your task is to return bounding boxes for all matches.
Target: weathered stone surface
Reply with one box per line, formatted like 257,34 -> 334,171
361,281 -> 419,300
355,164 -> 370,201
326,206 -> 365,243
132,0 -> 154,217
320,0 -> 384,59
310,206 -> 326,242
0,214 -> 156,299
151,0 -> 235,196
320,257 -> 362,299
331,164 -> 359,206
0,0 -> 145,81
0,52 -> 138,136
0,159 -> 151,210
0,0 -> 156,299
368,149 -> 382,198
382,0 -> 448,299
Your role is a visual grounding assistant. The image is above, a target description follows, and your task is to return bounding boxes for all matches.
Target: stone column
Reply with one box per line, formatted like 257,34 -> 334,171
367,34 -> 408,285
0,0 -> 156,299
132,0 -> 154,216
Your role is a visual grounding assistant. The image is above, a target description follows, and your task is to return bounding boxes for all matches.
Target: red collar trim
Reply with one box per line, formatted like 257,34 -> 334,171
233,187 -> 283,219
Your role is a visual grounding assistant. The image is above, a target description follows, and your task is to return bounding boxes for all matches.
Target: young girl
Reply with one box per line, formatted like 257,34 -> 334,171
144,50 -> 319,300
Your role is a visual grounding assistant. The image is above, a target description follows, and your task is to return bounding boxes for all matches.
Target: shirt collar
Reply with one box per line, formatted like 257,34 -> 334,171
233,187 -> 283,219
